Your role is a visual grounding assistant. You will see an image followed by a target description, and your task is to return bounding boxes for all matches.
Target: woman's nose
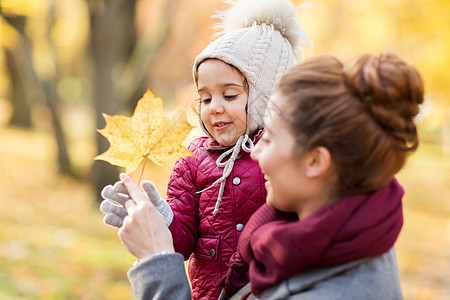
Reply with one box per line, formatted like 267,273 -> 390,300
250,142 -> 261,162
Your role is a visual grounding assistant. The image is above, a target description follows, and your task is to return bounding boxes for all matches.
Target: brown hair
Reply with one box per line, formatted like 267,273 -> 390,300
278,52 -> 424,197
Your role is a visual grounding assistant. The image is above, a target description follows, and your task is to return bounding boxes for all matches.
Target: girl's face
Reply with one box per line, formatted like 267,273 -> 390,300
197,59 -> 248,146
251,93 -> 313,215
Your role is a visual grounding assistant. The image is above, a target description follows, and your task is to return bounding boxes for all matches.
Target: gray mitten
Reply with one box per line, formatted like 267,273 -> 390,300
100,181 -> 131,228
100,180 -> 173,228
140,180 -> 174,227
100,197 -> 128,227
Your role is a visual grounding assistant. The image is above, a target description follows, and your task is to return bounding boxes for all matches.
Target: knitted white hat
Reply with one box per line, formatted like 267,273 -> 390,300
193,0 -> 312,215
194,0 -> 312,138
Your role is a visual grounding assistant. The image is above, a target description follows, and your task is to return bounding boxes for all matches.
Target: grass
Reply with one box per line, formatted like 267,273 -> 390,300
0,128 -> 136,300
0,127 -> 449,299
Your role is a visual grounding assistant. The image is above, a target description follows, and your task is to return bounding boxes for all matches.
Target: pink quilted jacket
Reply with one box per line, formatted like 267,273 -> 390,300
167,136 -> 266,300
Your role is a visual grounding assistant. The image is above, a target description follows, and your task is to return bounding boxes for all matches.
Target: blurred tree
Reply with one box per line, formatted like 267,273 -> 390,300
87,0 -> 178,199
1,5 -> 73,175
2,16 -> 31,127
1,0 -> 448,198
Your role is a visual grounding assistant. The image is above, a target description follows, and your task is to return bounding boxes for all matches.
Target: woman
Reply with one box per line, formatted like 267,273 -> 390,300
118,51 -> 424,299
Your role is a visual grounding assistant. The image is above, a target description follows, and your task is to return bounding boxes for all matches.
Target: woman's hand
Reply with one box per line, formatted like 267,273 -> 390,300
118,173 -> 175,259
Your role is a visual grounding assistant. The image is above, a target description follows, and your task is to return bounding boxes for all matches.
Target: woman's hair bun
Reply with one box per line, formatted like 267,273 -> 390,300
343,52 -> 424,149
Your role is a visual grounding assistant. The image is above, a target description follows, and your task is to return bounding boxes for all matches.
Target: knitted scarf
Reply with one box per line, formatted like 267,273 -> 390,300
220,178 -> 404,297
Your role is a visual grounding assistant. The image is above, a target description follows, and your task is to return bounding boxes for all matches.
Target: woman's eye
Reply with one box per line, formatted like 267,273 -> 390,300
261,137 -> 270,144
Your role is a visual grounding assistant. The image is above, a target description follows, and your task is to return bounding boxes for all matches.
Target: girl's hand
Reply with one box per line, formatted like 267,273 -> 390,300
100,180 -> 174,228
118,173 -> 175,259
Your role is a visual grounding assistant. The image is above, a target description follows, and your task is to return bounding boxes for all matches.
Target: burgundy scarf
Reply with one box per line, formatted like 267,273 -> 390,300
221,179 -> 404,297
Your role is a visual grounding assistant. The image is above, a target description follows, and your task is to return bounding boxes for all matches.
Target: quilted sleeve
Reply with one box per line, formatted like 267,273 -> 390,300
167,154 -> 199,260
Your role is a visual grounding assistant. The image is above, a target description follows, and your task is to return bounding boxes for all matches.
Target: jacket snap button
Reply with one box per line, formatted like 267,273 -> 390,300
232,177 -> 241,185
236,223 -> 244,232
209,249 -> 216,258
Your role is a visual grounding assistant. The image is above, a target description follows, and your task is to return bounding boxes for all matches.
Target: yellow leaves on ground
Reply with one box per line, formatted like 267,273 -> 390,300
95,90 -> 194,174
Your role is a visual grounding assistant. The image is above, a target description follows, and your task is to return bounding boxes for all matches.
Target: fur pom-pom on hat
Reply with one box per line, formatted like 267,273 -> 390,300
194,0 -> 312,138
214,0 -> 312,59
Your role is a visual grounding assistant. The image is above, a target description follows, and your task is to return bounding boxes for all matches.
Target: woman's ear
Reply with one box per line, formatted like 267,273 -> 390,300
304,147 -> 332,178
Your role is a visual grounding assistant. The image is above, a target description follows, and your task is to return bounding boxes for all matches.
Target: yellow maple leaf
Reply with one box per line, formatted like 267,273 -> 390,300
95,90 -> 194,174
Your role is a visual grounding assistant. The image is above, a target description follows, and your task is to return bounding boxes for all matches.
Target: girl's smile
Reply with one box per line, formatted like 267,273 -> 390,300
213,122 -> 231,130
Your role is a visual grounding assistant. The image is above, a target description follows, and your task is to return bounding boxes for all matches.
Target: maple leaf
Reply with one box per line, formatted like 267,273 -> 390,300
95,90 -> 194,175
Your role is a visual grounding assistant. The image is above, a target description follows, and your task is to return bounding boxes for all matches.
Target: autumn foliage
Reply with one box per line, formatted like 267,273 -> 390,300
95,90 -> 194,175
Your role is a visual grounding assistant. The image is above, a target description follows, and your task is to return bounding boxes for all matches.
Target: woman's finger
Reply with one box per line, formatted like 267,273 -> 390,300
120,173 -> 152,206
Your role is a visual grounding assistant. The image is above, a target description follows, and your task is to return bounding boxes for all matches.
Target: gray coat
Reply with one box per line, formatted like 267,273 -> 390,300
128,253 -> 191,300
229,247 -> 403,300
128,248 -> 403,300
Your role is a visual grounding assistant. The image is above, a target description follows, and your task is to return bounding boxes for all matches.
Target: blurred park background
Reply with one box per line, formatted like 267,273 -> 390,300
0,0 -> 449,299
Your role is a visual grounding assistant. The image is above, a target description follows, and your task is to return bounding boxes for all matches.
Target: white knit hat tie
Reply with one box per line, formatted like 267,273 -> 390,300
198,134 -> 254,215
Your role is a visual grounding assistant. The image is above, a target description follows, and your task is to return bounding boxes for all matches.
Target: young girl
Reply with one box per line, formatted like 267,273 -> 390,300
100,0 -> 311,299
116,51 -> 424,300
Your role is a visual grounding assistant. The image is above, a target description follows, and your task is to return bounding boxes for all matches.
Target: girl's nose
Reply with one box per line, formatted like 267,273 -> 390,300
209,98 -> 224,114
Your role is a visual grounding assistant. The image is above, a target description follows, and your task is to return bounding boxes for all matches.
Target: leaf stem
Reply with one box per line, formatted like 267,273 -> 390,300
138,159 -> 147,186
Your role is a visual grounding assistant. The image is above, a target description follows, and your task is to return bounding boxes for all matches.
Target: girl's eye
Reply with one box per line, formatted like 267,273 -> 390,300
201,98 -> 211,104
224,95 -> 237,100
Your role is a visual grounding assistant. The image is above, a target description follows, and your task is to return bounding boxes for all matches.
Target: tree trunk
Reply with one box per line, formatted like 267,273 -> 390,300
3,14 -> 73,175
88,0 -> 178,199
4,16 -> 32,128
88,0 -> 137,198
115,0 -> 178,111
4,48 -> 32,127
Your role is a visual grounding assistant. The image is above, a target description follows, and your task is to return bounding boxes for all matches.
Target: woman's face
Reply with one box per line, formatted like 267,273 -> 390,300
197,59 -> 248,146
251,93 -> 312,214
